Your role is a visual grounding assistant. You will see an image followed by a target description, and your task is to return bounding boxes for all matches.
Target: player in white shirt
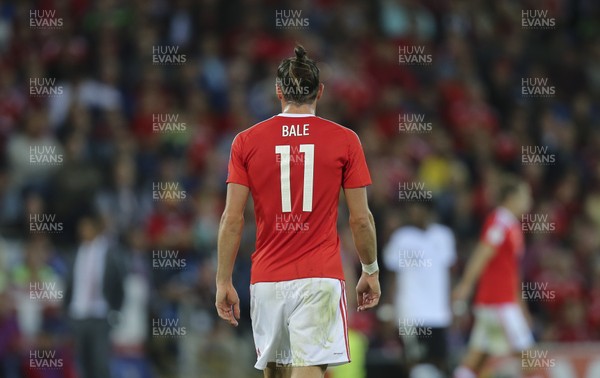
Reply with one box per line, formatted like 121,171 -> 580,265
384,201 -> 456,377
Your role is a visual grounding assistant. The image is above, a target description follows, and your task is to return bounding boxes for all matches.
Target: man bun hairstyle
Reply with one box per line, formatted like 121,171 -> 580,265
294,45 -> 307,60
276,44 -> 320,104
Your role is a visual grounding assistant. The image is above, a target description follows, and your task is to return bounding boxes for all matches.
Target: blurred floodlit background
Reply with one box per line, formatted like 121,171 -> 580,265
0,0 -> 599,377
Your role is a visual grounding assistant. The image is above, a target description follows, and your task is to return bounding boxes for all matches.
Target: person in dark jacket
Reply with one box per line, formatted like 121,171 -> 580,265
64,212 -> 125,378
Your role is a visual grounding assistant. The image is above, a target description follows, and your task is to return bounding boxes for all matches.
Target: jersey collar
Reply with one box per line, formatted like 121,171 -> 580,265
498,206 -> 518,223
277,113 -> 315,117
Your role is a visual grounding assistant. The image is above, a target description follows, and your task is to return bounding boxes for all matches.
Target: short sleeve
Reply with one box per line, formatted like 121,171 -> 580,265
342,130 -> 372,189
226,134 -> 250,187
383,231 -> 401,272
439,226 -> 457,266
446,229 -> 457,265
482,223 -> 506,247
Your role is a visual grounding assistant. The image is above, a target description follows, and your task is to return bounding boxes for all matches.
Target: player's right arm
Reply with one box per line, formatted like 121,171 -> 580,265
344,186 -> 380,311
215,183 -> 249,327
453,241 -> 496,302
216,133 -> 250,327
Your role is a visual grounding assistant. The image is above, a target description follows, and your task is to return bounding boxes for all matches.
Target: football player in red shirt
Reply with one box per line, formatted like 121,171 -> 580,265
215,45 -> 381,378
453,175 -> 536,378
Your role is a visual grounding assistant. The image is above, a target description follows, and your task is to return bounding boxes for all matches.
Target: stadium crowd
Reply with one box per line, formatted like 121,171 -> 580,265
0,0 -> 599,377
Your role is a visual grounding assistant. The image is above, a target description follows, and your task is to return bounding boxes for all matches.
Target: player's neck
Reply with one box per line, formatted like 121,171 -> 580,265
500,204 -> 519,219
281,103 -> 316,115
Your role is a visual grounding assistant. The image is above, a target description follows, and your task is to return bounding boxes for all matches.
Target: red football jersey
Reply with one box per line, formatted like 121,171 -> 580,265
474,207 -> 525,305
226,113 -> 372,284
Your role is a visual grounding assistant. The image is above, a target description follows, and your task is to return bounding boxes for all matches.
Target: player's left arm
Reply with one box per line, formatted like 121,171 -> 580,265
453,241 -> 496,302
215,183 -> 250,327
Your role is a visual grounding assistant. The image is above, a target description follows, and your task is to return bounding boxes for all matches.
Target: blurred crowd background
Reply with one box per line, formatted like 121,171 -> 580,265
0,0 -> 599,377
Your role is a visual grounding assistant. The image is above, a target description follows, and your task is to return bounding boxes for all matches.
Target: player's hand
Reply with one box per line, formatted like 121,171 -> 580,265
452,283 -> 470,318
215,282 -> 240,327
452,281 -> 471,303
356,271 -> 381,311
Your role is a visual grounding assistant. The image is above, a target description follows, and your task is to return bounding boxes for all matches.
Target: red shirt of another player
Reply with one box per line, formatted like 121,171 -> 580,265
226,114 -> 372,284
474,207 -> 525,305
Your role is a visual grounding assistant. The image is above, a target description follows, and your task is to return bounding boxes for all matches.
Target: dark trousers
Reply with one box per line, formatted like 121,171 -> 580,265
415,327 -> 449,373
70,318 -> 111,378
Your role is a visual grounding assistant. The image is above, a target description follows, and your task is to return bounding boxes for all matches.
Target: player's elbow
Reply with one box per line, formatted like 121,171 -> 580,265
349,212 -> 372,231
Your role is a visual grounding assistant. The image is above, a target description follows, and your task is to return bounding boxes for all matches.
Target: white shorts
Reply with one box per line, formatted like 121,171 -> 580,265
469,303 -> 534,355
250,277 -> 351,370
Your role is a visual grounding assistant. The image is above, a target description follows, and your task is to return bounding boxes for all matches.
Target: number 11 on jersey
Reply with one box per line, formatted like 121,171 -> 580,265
275,144 -> 314,212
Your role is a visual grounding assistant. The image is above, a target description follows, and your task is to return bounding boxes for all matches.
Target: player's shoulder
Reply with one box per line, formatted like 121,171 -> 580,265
234,114 -> 361,144
234,116 -> 278,141
496,207 -> 518,224
429,223 -> 454,237
390,225 -> 420,240
485,207 -> 517,229
313,116 -> 347,129
315,116 -> 361,140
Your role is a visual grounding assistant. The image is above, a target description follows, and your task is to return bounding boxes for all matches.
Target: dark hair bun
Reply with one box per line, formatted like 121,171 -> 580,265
294,45 -> 307,61
276,44 -> 319,104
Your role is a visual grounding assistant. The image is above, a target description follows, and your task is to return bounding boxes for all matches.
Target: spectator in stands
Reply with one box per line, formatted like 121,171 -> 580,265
64,212 -> 125,378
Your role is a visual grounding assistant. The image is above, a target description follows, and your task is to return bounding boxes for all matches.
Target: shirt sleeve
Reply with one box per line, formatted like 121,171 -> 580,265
482,222 -> 506,247
383,231 -> 401,272
342,130 -> 372,189
226,133 -> 250,187
444,227 -> 457,266
440,226 -> 456,268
